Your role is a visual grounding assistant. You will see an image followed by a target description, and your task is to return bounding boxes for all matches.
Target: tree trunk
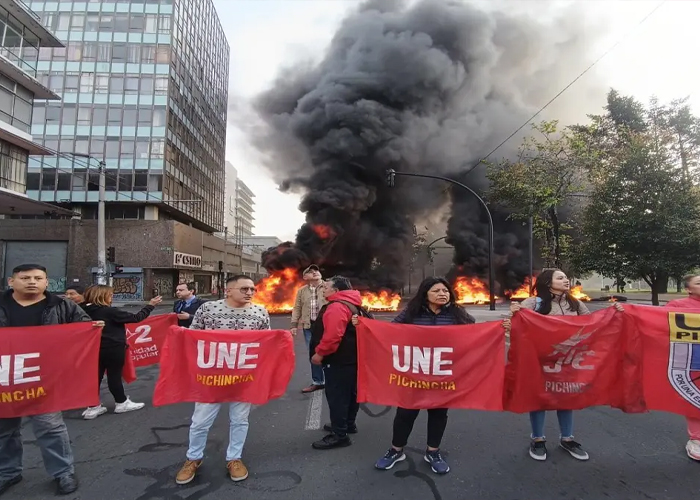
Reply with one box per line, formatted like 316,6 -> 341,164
676,276 -> 682,293
548,206 -> 562,268
657,270 -> 669,294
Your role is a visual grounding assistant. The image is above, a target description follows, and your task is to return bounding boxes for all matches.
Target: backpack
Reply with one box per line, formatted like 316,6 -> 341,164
331,299 -> 375,320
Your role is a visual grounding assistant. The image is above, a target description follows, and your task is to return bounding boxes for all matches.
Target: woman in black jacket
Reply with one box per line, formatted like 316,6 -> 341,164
81,285 -> 162,420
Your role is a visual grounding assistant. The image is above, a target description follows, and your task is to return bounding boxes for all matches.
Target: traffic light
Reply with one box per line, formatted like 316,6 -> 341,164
386,169 -> 396,187
107,246 -> 115,263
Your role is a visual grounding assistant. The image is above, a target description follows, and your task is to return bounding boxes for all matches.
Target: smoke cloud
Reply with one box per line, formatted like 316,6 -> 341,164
252,0 -> 603,291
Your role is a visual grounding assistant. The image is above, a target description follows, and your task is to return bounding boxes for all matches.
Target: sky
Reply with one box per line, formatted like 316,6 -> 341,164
212,0 -> 700,242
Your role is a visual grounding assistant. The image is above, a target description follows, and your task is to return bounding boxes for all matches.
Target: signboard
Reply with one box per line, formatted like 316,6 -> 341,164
173,252 -> 202,269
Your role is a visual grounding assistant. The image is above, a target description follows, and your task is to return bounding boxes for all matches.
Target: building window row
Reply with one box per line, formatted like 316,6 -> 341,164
0,74 -> 34,133
27,169 -> 162,193
35,104 -> 166,128
41,71 -> 168,95
0,138 -> 29,193
39,42 -> 169,64
41,12 -> 170,34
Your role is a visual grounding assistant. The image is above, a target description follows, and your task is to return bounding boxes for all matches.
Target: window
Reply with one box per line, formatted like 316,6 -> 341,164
107,106 -> 122,125
120,140 -> 134,158
99,15 -> 113,31
114,15 -> 129,32
41,170 -> 56,190
137,108 -> 151,125
57,13 -> 71,31
67,43 -> 82,62
72,13 -> 85,30
90,138 -> 104,155
140,76 -> 154,94
141,45 -> 156,63
62,106 -> 76,125
155,46 -> 169,63
118,172 -> 132,190
157,15 -> 171,34
145,15 -> 157,33
27,172 -> 40,190
151,139 -> 165,159
46,106 -> 61,124
148,173 -> 162,191
86,14 -> 99,32
112,44 -> 127,62
124,76 -> 139,94
57,173 -> 71,190
105,173 -> 117,192
80,73 -> 94,93
123,108 -> 137,127
109,76 -> 123,94
97,43 -> 111,62
155,76 -> 167,95
136,139 -> 150,158
77,107 -> 91,126
49,74 -> 63,92
130,14 -> 144,31
105,139 -> 119,157
14,99 -> 31,127
93,107 -> 107,126
95,75 -> 109,94
153,107 -> 166,126
64,74 -> 79,92
33,105 -> 45,125
133,171 -> 148,190
83,43 -> 97,61
72,170 -> 86,190
127,45 -> 140,64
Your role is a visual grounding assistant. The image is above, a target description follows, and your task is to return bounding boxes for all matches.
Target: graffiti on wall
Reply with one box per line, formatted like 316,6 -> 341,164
178,271 -> 194,285
47,277 -> 67,293
112,274 -> 144,301
153,274 -> 174,298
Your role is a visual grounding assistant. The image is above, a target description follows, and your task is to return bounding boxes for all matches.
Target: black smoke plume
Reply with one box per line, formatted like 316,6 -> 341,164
252,0 -> 602,292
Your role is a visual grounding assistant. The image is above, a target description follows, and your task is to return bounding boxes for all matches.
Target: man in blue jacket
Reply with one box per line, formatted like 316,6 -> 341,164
173,282 -> 205,328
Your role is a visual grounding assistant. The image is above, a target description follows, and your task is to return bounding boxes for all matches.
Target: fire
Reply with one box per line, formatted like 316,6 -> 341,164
361,290 -> 401,312
312,224 -> 336,240
570,285 -> 591,302
251,268 -> 303,313
453,276 -> 495,304
609,297 -> 618,302
508,277 -> 533,299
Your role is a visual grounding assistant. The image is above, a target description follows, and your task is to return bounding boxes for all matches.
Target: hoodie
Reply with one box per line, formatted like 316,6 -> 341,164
83,303 -> 154,348
310,290 -> 364,365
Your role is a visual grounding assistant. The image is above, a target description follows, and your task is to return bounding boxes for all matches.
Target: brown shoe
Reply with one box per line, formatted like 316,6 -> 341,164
227,460 -> 249,482
301,384 -> 324,393
175,459 -> 201,485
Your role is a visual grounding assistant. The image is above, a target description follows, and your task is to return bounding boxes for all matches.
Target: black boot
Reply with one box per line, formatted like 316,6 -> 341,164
56,474 -> 78,495
0,475 -> 21,496
312,433 -> 351,450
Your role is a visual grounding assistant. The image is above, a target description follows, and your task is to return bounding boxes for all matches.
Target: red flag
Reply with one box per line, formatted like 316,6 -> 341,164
356,318 -> 506,410
626,304 -> 700,418
504,308 -> 644,413
153,327 -> 295,406
122,346 -> 137,384
0,323 -> 101,418
126,314 -> 178,368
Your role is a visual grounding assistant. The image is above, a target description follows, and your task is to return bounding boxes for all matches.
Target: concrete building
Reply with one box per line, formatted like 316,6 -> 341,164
0,0 -> 239,297
235,177 -> 254,243
224,160 -> 236,234
242,236 -> 281,279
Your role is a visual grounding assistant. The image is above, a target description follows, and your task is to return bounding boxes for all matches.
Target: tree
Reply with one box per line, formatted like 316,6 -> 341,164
572,91 -> 700,305
487,120 -> 593,269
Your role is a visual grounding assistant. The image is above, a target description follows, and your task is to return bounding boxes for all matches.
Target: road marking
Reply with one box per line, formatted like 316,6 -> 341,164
304,390 -> 323,430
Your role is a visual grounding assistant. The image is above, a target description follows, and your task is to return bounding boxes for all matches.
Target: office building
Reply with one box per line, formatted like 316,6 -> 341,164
0,0 -> 241,298
224,160 -> 236,233
235,177 -> 254,241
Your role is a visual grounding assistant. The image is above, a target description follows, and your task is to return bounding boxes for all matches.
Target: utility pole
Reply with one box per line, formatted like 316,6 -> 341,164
96,160 -> 107,285
528,215 -> 534,293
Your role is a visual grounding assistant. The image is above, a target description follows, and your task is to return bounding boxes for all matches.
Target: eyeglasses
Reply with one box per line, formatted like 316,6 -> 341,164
228,287 -> 256,293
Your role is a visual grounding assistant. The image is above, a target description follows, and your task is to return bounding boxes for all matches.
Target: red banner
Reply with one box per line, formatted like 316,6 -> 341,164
153,327 -> 295,406
504,308 -> 644,413
0,323 -> 101,418
626,304 -> 700,418
356,318 -> 506,410
126,314 -> 178,367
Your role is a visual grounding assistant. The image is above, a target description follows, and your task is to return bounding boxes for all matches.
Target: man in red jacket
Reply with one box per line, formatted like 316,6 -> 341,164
309,276 -> 369,450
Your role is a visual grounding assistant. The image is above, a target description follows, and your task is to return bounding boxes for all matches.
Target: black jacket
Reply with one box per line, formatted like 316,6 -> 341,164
83,303 -> 154,348
0,289 -> 90,326
309,300 -> 372,366
173,297 -> 205,327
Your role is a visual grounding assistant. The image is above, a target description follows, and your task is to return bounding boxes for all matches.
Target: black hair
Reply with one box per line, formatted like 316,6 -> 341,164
66,285 -> 85,295
327,275 -> 352,291
533,269 -> 580,315
12,264 -> 47,275
226,274 -> 253,285
401,277 -> 473,325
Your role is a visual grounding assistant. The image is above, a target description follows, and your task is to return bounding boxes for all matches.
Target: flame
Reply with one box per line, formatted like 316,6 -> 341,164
570,285 -> 591,302
454,276 -> 495,304
312,224 -> 336,240
251,268 -> 303,313
361,290 -> 401,311
508,277 -> 533,299
609,296 -> 618,302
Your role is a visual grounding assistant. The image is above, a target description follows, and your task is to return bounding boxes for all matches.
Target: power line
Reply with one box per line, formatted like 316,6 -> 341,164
463,0 -> 667,175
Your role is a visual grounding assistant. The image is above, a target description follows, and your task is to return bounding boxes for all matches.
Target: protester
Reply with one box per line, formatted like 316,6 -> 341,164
0,264 -> 95,495
510,269 -> 598,462
309,276 -> 372,450
665,274 -> 700,461
63,285 -> 85,307
370,277 -> 475,474
81,285 -> 162,420
291,264 -> 327,393
174,282 -> 205,328
175,275 -> 270,485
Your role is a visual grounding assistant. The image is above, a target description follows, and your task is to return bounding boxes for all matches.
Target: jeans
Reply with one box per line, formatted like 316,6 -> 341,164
688,417 -> 700,440
0,413 -> 74,480
303,329 -> 325,385
529,410 -> 574,440
392,407 -> 449,449
323,364 -> 359,438
99,346 -> 127,404
186,402 -> 252,461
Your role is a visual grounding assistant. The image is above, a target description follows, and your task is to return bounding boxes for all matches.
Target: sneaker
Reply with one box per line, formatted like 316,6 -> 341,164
0,475 -> 22,495
301,384 -> 324,393
375,448 -> 406,470
114,397 -> 145,414
312,433 -> 351,450
55,473 -> 78,495
560,439 -> 589,461
175,459 -> 201,485
227,460 -> 249,482
529,440 -> 547,461
82,405 -> 107,420
323,423 -> 358,434
424,449 -> 450,474
686,439 -> 700,461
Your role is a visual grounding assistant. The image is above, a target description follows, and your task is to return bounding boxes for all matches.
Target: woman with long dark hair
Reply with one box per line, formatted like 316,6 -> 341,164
81,285 -> 162,420
371,277 -> 475,474
510,269 -> 592,462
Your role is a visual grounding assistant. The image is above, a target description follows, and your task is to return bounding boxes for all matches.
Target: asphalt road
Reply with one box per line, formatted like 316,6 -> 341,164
6,303 -> 699,500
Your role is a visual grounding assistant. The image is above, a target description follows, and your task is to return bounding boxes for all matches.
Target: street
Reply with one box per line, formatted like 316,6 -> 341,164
6,304 -> 699,500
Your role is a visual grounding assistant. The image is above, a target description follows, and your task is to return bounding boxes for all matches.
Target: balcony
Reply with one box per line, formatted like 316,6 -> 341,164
0,0 -> 64,47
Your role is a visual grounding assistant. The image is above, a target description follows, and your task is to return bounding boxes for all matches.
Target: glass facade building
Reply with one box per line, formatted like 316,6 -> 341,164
26,0 -> 229,232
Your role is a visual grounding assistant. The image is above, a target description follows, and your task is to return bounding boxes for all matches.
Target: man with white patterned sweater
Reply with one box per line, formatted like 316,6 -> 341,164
175,275 -> 270,486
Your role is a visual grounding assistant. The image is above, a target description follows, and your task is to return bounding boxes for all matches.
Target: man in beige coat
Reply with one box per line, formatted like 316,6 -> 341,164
291,264 -> 327,393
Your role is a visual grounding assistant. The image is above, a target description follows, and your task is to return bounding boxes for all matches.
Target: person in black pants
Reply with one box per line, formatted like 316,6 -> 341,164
81,285 -> 162,420
370,277 -> 475,474
309,276 -> 372,450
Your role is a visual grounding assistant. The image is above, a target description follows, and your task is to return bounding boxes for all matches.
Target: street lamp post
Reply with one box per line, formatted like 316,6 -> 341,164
386,169 -> 496,311
68,153 -> 107,285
